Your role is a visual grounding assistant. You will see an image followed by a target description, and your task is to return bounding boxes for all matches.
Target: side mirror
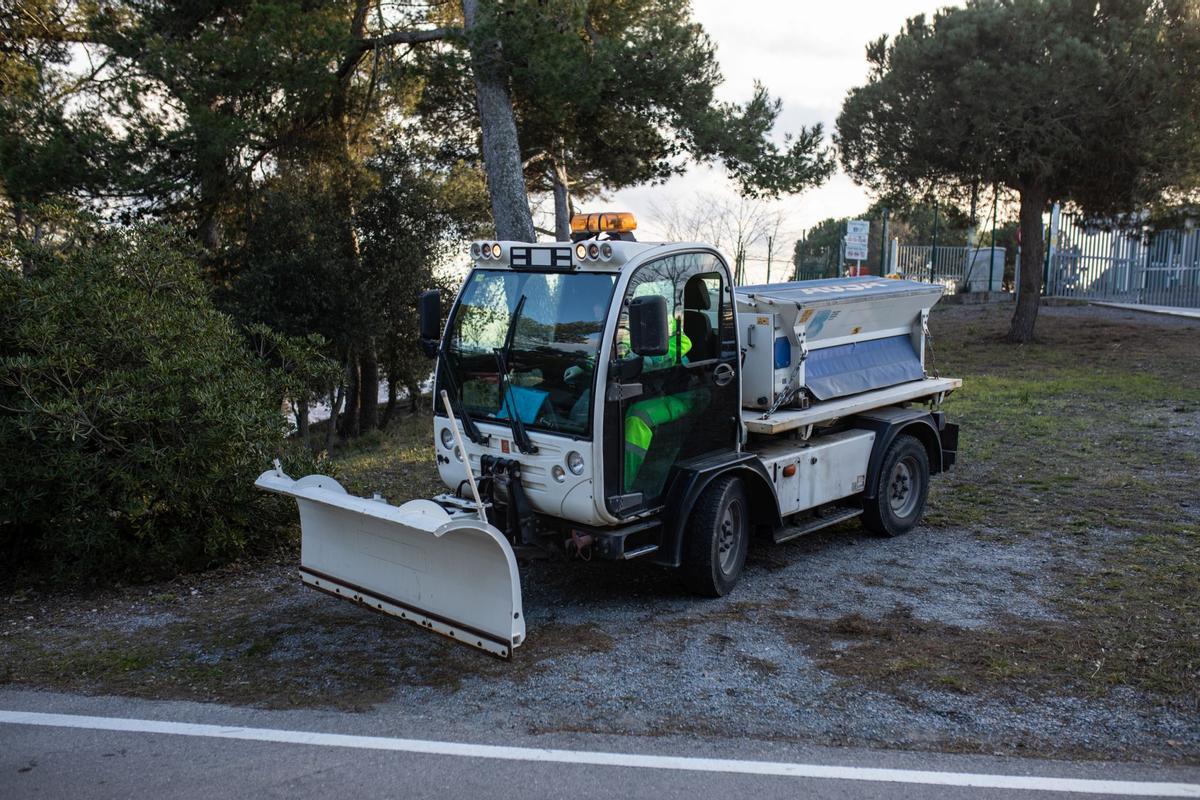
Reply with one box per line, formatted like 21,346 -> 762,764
628,295 -> 669,357
418,289 -> 441,358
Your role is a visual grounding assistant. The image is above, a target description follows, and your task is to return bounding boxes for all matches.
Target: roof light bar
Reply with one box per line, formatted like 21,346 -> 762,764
570,211 -> 637,235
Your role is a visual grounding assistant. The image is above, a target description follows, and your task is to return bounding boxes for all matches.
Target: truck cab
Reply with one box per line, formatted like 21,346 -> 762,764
431,236 -> 744,533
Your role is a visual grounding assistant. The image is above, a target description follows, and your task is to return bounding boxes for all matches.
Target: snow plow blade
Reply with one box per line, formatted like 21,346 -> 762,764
255,465 -> 525,658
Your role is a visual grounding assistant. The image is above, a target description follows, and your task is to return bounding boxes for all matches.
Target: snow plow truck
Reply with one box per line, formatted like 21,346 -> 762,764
257,211 -> 961,658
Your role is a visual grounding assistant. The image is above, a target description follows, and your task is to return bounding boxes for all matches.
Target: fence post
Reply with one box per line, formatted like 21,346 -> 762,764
878,208 -> 890,276
1043,202 -> 1060,295
988,185 -> 998,291
930,199 -> 940,283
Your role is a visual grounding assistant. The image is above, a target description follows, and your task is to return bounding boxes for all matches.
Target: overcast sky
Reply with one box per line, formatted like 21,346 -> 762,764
578,0 -> 946,268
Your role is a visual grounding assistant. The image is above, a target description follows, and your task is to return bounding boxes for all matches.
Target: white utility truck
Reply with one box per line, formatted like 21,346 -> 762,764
257,212 -> 961,658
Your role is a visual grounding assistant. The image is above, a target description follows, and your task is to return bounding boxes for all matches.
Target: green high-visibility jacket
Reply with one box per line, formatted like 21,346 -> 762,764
623,321 -> 693,490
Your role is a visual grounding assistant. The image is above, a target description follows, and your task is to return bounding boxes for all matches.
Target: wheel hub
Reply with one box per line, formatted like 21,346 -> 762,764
888,459 -> 920,517
717,501 -> 741,572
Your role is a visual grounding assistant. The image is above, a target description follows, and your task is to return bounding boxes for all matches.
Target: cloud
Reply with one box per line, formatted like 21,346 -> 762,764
588,0 -> 947,252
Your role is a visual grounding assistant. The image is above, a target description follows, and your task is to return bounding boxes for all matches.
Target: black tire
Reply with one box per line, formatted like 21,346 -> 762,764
682,475 -> 749,597
862,434 -> 930,537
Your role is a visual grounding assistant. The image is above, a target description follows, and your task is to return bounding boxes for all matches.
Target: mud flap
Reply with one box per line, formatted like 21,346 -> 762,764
256,466 -> 525,658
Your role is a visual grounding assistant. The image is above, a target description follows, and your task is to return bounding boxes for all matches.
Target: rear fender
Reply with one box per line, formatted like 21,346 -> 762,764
850,408 -> 946,500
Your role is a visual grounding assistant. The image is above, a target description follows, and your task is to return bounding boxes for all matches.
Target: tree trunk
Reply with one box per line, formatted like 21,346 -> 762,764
462,0 -> 536,242
343,356 -> 361,438
359,341 -> 379,432
551,147 -> 572,241
325,384 -> 343,450
198,212 -> 222,252
296,397 -> 310,448
408,381 -> 421,413
327,4 -> 372,435
381,374 -> 399,429
14,205 -> 33,275
1008,185 -> 1047,343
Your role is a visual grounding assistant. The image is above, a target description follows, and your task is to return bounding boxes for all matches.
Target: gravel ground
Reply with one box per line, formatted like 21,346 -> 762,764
3,303 -> 1198,764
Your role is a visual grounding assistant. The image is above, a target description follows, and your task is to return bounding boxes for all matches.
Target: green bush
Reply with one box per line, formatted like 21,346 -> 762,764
0,224 -> 321,581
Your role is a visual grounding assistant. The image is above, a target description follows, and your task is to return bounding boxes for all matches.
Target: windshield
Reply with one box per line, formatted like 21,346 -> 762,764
439,269 -> 617,436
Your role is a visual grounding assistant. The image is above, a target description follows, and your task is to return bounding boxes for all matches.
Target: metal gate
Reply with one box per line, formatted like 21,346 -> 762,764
1046,213 -> 1200,309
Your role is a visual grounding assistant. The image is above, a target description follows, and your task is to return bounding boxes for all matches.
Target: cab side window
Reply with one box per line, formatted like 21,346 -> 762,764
681,272 -> 721,363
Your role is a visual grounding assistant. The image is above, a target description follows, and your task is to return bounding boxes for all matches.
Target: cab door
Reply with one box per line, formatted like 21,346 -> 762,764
603,252 -> 740,517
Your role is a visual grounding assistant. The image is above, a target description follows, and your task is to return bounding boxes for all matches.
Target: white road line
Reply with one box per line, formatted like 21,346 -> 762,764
1,710 -> 1196,797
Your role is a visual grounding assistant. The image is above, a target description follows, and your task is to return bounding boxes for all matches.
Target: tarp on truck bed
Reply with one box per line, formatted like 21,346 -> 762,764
803,334 -> 924,401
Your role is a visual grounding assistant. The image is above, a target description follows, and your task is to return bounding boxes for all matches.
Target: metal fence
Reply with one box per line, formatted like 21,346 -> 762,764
1046,213 -> 1200,308
894,245 -> 971,289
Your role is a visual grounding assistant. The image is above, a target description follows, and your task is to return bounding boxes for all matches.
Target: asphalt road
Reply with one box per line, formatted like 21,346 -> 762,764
1,689 -> 1197,800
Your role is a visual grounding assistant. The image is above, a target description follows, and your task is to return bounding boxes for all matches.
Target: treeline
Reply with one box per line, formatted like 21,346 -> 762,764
0,0 -> 830,580
2,0 -> 833,440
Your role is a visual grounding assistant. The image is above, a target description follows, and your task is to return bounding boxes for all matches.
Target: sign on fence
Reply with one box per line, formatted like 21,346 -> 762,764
845,220 -> 870,261
846,220 -> 870,239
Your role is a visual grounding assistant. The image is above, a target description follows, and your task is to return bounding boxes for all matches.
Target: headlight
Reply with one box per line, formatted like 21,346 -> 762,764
440,427 -> 454,449
551,465 -> 566,483
566,451 -> 585,475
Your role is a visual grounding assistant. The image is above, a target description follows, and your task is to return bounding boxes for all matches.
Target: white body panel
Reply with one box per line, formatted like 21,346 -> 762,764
740,312 -> 790,409
434,418 -> 601,526
751,430 -> 877,516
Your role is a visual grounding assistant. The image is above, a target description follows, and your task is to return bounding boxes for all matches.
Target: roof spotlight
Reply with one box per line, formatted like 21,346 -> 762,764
587,243 -> 600,259
470,242 -> 481,258
480,242 -> 492,259
600,242 -> 613,260
491,242 -> 502,259
575,243 -> 587,260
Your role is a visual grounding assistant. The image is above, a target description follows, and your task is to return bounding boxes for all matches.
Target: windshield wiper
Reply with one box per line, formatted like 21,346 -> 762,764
495,295 -> 538,455
437,348 -> 486,445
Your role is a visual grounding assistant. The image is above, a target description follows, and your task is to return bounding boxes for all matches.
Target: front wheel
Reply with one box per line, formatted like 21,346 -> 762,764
682,475 -> 749,597
862,434 -> 930,537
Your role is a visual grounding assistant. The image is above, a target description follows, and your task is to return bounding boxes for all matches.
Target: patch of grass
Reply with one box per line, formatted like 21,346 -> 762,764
925,306 -> 1200,540
0,574 -> 623,709
772,532 -> 1199,706
835,307 -> 1200,706
333,411 -> 444,502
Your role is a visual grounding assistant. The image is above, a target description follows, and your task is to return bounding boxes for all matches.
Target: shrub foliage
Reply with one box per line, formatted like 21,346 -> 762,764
0,225 -> 311,580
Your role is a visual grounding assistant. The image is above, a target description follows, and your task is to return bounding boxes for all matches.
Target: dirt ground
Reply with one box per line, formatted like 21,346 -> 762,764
2,303 -> 1198,764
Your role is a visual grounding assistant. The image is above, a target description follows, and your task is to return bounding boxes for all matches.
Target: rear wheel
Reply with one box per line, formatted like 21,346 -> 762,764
683,475 -> 748,596
863,434 -> 930,537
